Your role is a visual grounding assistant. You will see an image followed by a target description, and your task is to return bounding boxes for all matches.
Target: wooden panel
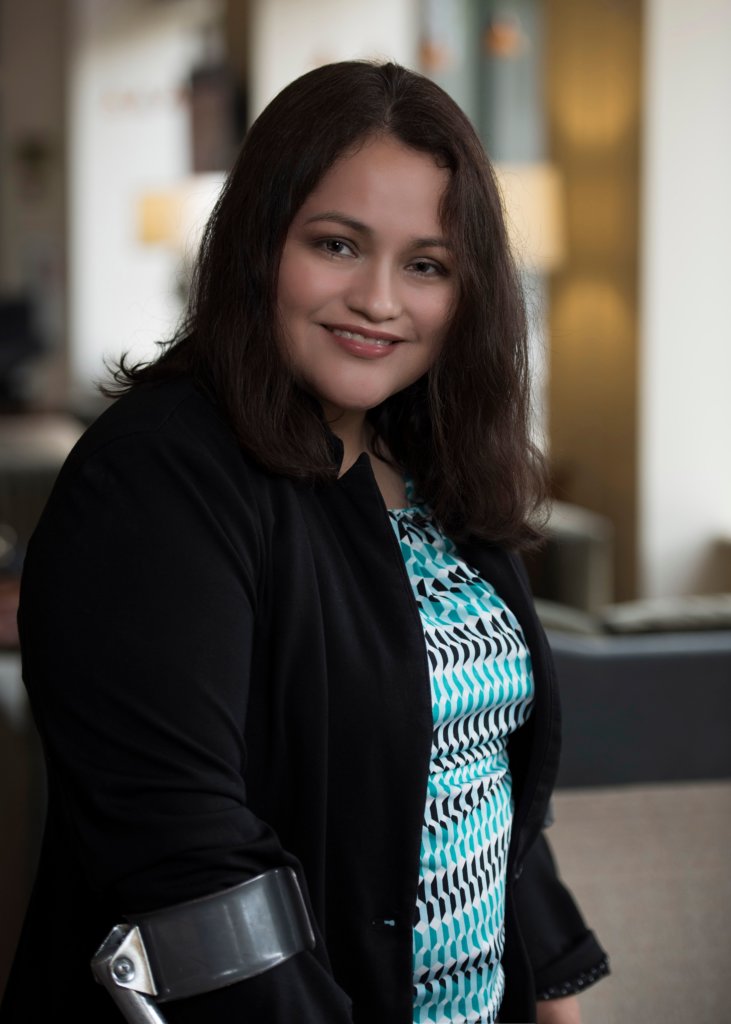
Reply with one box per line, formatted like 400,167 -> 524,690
545,0 -> 643,599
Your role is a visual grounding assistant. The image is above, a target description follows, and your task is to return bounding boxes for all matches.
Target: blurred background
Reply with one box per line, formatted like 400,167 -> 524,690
1,0 -> 729,1021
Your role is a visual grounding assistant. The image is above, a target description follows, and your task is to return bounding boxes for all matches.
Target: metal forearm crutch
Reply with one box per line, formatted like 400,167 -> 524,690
91,867 -> 315,1023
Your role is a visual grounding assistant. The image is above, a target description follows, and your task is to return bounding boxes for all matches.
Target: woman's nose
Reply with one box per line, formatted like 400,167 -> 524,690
346,261 -> 402,322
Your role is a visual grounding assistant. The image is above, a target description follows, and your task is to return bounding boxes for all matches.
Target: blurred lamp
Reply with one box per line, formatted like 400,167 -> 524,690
495,162 -> 565,273
137,173 -> 226,257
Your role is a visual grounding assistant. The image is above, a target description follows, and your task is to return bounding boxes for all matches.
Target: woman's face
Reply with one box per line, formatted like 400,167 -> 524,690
277,135 -> 456,420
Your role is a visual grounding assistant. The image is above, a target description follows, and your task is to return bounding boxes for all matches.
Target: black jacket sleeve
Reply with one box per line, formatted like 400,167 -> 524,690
513,831 -> 609,1000
18,415 -> 353,1022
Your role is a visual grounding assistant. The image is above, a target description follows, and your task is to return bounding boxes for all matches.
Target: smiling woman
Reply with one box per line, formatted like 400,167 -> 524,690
3,62 -> 609,1024
100,60 -> 541,544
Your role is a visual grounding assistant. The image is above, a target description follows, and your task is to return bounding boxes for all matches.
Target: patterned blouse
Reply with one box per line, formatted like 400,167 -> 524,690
388,493 -> 535,1024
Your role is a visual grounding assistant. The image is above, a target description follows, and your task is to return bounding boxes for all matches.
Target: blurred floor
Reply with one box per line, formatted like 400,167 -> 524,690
550,781 -> 731,1024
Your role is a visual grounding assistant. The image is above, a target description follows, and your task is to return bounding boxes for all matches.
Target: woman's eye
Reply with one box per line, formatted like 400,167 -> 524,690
409,259 -> 446,277
318,238 -> 355,257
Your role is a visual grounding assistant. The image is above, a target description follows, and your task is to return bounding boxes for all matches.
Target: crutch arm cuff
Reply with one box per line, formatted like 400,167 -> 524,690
92,867 -> 316,1007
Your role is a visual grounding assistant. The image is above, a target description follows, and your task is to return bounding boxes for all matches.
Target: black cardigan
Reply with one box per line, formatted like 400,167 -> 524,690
3,377 -> 607,1023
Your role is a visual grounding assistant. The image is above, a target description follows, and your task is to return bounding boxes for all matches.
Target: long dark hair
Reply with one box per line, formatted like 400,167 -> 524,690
108,61 -> 546,547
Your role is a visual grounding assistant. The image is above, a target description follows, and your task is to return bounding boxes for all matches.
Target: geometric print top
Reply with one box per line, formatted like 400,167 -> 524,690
387,492 -> 535,1024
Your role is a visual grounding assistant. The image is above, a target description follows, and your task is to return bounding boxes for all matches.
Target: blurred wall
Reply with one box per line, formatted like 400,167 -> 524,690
639,0 -> 731,597
0,0 -> 67,405
249,0 -> 419,119
67,0 -> 219,399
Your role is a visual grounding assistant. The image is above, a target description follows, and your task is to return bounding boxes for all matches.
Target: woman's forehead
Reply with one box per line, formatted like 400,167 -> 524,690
292,136 -> 451,242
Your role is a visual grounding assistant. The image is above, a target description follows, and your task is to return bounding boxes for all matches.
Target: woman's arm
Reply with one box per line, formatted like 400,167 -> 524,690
513,831 -> 609,1012
19,406 -> 353,1022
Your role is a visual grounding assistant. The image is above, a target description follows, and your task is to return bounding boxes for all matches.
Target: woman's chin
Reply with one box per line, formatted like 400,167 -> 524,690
316,389 -> 394,419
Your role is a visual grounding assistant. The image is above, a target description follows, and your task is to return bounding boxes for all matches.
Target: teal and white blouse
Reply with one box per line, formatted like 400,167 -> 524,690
388,490 -> 535,1024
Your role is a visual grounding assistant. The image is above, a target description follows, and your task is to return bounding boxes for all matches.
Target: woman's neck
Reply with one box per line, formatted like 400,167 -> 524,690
324,406 -> 408,509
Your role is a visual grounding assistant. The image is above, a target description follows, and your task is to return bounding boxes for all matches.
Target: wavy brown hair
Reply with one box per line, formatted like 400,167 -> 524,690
107,60 -> 547,547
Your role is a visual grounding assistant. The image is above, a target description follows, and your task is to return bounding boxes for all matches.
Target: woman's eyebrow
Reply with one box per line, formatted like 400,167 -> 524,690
304,211 -> 368,233
303,211 -> 450,250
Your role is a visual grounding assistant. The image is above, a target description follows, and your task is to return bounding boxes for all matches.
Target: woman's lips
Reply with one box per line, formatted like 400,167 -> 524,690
323,324 -> 405,359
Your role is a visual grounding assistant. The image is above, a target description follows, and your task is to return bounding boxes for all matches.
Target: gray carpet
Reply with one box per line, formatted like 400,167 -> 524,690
549,781 -> 731,1024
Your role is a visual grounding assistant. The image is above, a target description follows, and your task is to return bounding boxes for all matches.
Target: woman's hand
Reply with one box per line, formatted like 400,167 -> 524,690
536,994 -> 583,1024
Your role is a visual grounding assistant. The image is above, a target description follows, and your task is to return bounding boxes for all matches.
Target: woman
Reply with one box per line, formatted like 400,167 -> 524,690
3,62 -> 608,1023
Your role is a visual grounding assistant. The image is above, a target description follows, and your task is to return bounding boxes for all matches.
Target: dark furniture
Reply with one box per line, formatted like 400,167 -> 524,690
550,628 -> 731,787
